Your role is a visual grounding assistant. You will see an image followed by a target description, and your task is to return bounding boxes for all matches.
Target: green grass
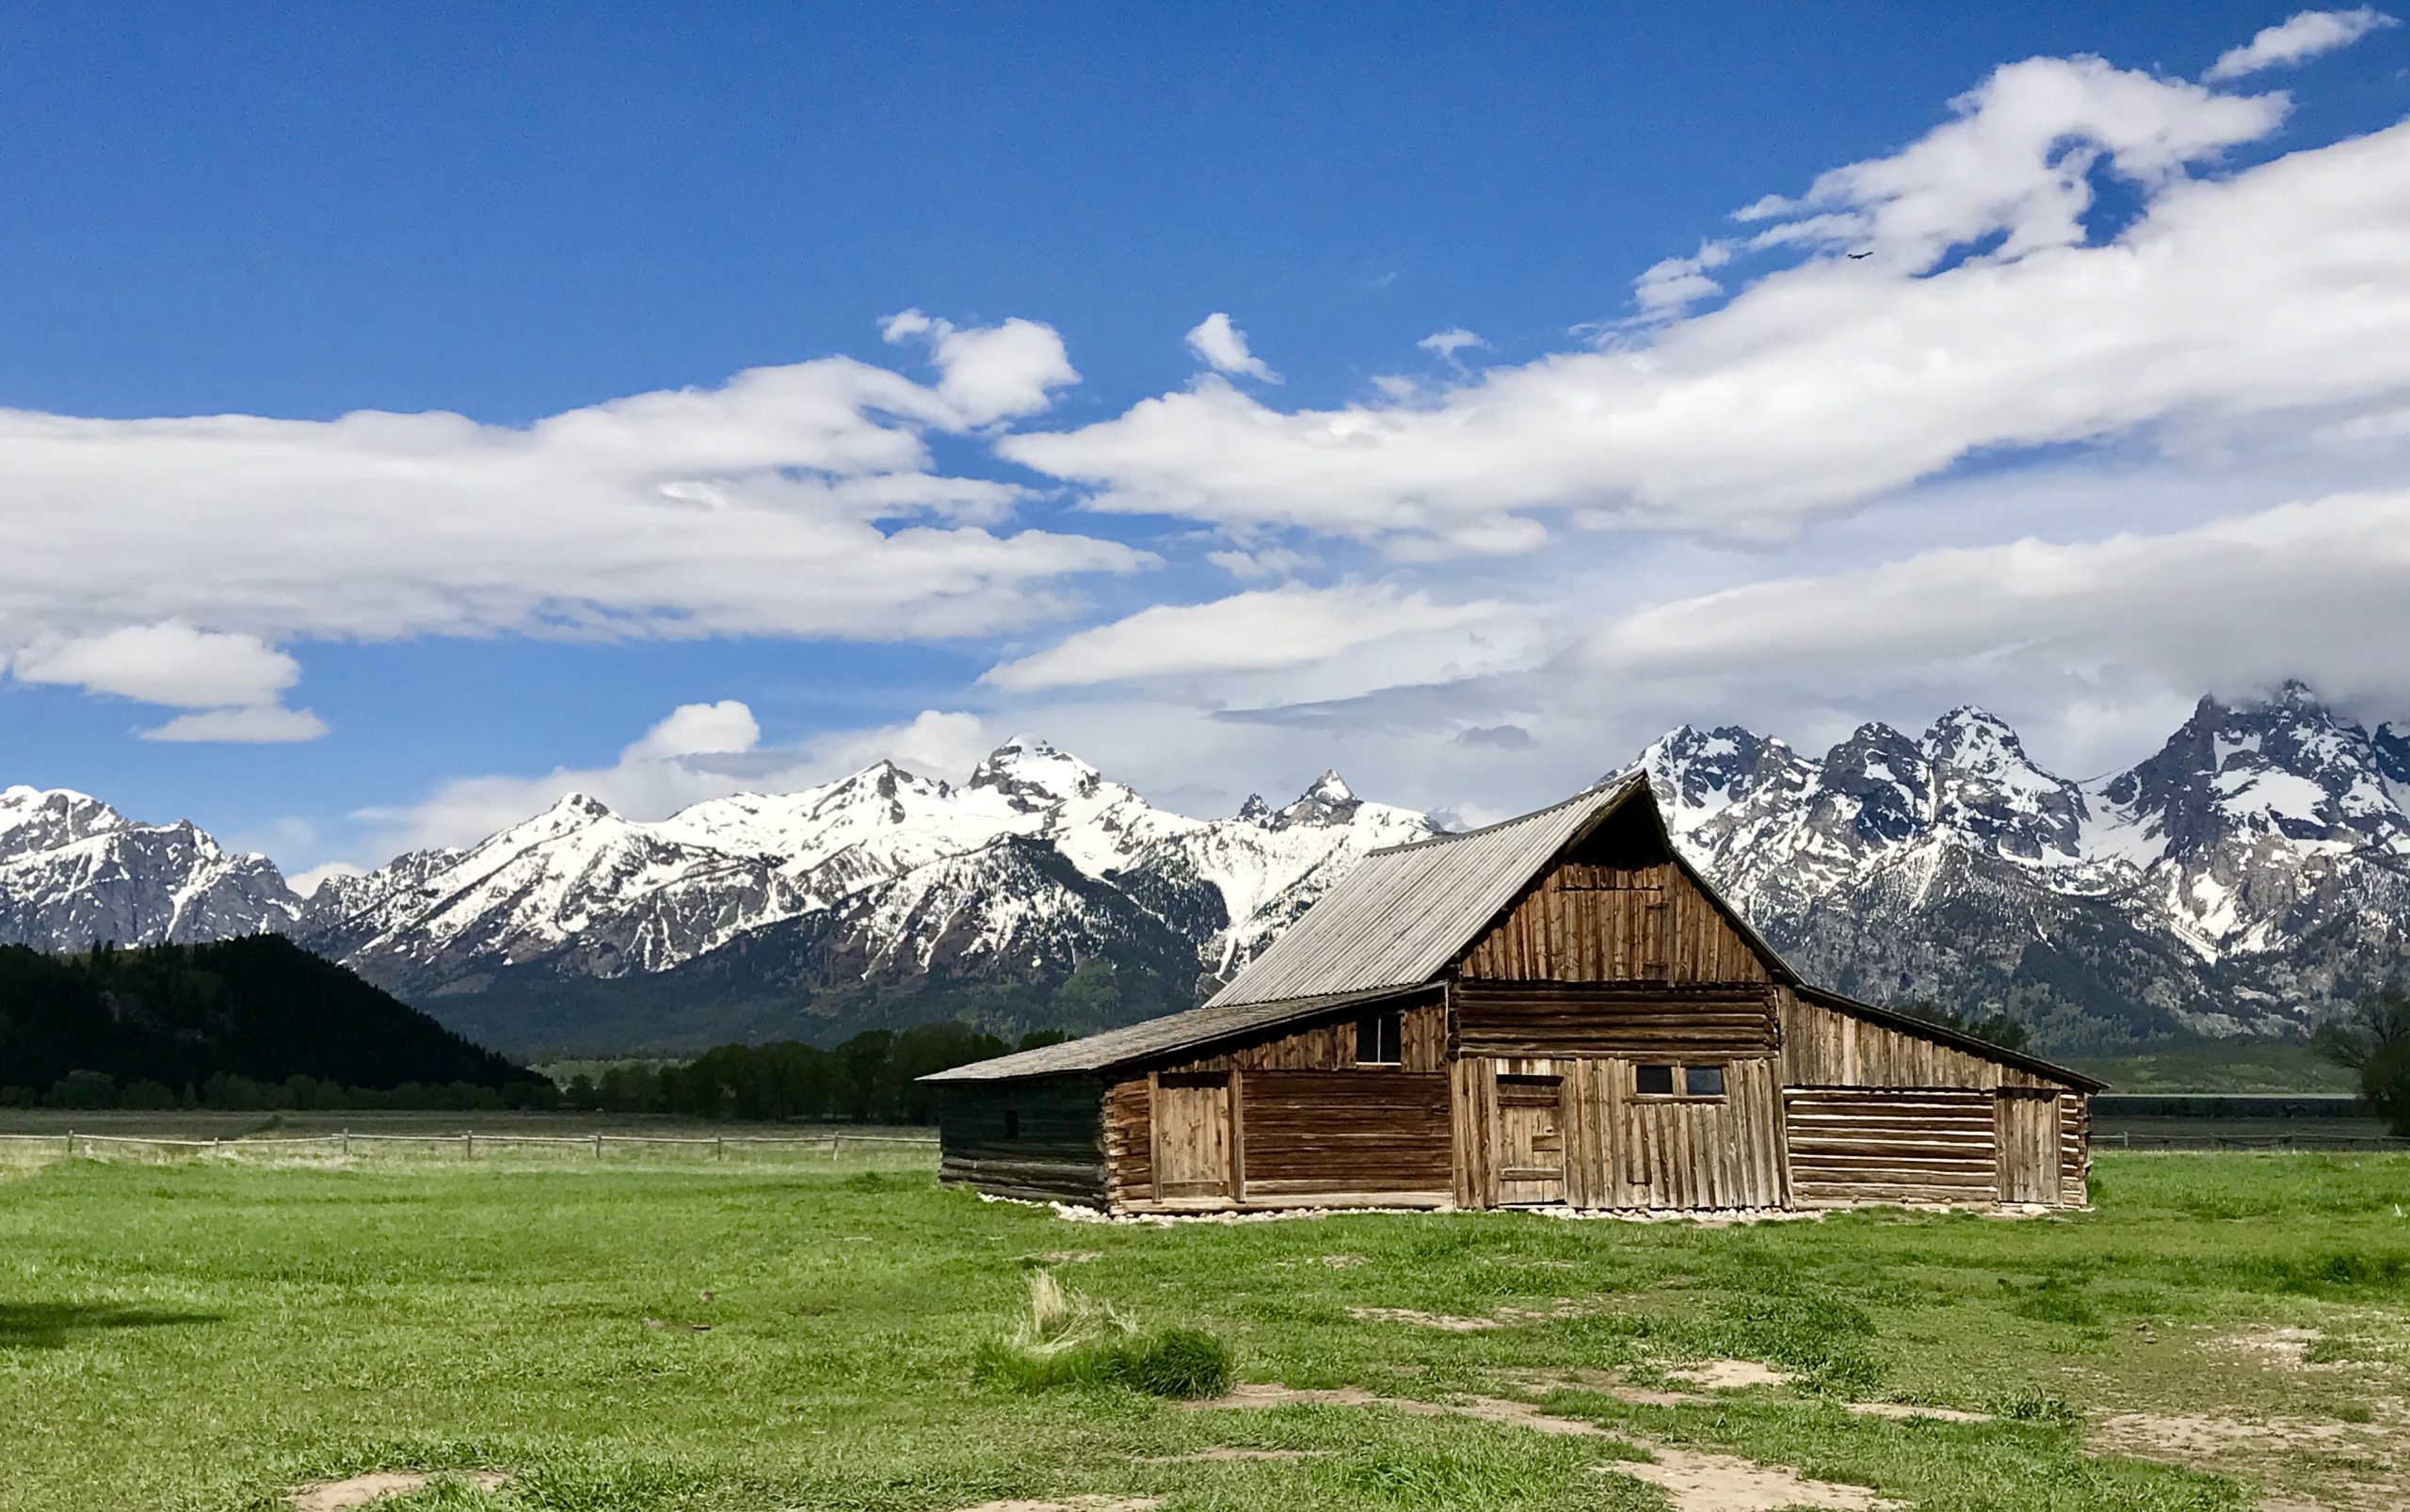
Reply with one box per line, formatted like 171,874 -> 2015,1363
5,1150 -> 2408,1511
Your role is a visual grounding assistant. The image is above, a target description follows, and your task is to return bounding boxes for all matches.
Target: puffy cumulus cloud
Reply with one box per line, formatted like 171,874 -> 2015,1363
9,624 -> 297,708
2206,8 -> 2398,82
621,700 -> 762,761
353,702 -> 998,858
999,53 -> 2410,554
140,706 -> 329,744
880,309 -> 1081,424
1630,241 -> 1733,320
980,582 -> 1513,693
8,623 -> 328,744
0,330 -> 1143,690
1183,313 -> 1279,381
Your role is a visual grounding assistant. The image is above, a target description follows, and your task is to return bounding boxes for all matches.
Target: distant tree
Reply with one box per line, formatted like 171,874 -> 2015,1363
119,1079 -> 177,1110
2312,987 -> 2410,1135
1017,1028 -> 1072,1053
49,1070 -> 116,1110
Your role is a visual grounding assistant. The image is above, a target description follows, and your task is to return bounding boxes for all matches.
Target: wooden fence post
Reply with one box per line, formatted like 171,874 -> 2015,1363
593,1132 -> 603,1159
465,1132 -> 474,1160
341,1128 -> 350,1158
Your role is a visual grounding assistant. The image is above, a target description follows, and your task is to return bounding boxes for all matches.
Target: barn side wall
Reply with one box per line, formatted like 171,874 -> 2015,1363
1778,991 -> 2092,1208
1103,992 -> 1453,1211
936,1079 -> 1108,1206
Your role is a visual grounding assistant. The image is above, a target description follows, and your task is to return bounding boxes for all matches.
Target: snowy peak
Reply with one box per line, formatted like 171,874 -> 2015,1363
967,733 -> 1101,812
1273,770 -> 1360,829
2097,685 -> 2406,861
1636,724 -> 1813,835
0,785 -> 131,861
0,786 -> 299,949
1920,707 -> 2086,861
1816,722 -> 1932,846
1234,794 -> 1273,826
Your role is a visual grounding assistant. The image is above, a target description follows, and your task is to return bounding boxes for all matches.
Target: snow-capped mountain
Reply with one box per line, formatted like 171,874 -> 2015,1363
0,784 -> 299,949
8,688 -> 2403,1053
291,735 -> 1438,1014
1635,685 -> 2410,1041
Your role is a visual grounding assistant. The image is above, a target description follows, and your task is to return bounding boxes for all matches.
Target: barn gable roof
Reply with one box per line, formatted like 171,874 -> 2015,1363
917,982 -> 1433,1083
1207,776 -> 1663,1008
923,774 -> 2104,1092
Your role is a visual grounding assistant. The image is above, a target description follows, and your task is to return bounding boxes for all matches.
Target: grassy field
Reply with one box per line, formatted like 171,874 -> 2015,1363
4,1150 -> 2407,1512
2063,1041 -> 2357,1095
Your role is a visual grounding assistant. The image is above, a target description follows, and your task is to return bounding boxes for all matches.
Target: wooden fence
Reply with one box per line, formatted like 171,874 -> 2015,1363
0,1129 -> 939,1163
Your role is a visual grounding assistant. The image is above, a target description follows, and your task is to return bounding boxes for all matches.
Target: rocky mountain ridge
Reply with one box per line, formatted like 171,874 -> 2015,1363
5,687 -> 2403,1052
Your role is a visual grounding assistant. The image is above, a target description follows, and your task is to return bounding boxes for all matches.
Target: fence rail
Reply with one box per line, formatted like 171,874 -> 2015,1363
2097,1131 -> 2409,1151
0,1129 -> 939,1162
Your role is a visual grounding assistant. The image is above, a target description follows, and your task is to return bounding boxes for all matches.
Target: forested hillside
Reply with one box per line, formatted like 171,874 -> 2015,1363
0,935 -> 544,1100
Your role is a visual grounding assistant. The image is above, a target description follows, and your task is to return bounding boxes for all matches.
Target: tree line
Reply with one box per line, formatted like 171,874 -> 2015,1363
558,1022 -> 1066,1125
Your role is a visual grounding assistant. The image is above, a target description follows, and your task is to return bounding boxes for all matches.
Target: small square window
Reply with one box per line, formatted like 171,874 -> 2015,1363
1684,1065 -> 1726,1097
1355,1010 -> 1403,1065
1003,1110 -> 1020,1140
1634,1064 -> 1676,1095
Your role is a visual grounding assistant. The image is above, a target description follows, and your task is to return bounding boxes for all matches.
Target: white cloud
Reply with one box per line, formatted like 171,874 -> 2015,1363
354,702 -> 999,857
287,861 -> 365,898
981,582 -> 1508,692
1000,56 -> 2410,552
1183,313 -> 1280,381
1417,328 -> 1486,360
2206,8 -> 2398,82
621,700 -> 761,760
1630,241 -> 1732,319
880,309 -> 1081,424
140,705 -> 329,744
9,624 -> 297,707
0,330 -> 1144,691
1575,490 -> 2410,753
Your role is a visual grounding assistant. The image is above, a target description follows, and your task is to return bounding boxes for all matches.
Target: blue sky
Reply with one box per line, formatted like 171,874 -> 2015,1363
4,3 -> 2408,883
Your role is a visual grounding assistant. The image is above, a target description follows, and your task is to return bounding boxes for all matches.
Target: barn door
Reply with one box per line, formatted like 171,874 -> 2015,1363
1152,1073 -> 1233,1202
1995,1089 -> 2059,1206
1493,1075 -> 1566,1205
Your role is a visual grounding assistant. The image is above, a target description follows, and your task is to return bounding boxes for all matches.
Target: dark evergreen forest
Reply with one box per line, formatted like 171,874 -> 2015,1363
0,935 -> 546,1102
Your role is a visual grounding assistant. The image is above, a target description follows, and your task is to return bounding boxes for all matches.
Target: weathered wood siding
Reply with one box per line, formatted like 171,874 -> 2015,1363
1241,1070 -> 1453,1202
1460,860 -> 1772,984
1782,1087 -> 2000,1207
1151,1072 -> 1234,1201
1454,980 -> 1777,1058
1452,1054 -> 1787,1210
1155,997 -> 1447,1074
937,1080 -> 1107,1205
1779,990 -> 2060,1090
1995,1088 -> 2063,1204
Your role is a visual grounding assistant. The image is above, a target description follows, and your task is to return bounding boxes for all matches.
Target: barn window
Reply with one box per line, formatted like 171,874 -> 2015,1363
1355,1009 -> 1403,1066
1634,1063 -> 1727,1100
1003,1110 -> 1020,1140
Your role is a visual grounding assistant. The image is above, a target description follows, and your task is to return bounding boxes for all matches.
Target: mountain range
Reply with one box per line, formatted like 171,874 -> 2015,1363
4,685 -> 2405,1054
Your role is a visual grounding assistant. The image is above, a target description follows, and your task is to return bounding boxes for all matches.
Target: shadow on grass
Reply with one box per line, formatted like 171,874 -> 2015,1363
0,1302 -> 222,1349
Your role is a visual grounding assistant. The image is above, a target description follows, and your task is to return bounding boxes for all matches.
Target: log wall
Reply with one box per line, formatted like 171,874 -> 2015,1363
2060,1094 -> 2091,1207
1454,980 -> 1777,1058
1103,1077 -> 1151,1206
1241,1070 -> 1452,1203
1156,996 -> 1447,1074
937,1080 -> 1108,1205
1782,1087 -> 2000,1207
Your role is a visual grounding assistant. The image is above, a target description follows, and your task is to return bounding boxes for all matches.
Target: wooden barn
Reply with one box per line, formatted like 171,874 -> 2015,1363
924,776 -> 2102,1214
